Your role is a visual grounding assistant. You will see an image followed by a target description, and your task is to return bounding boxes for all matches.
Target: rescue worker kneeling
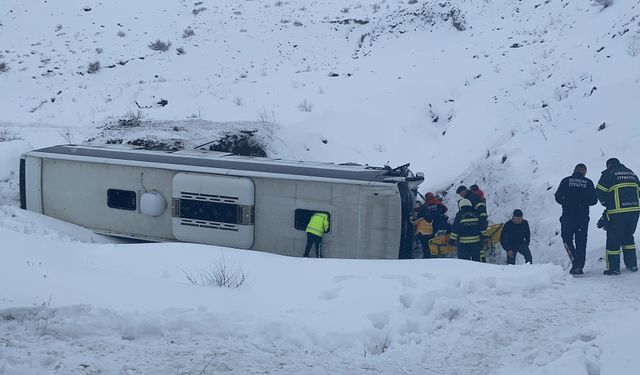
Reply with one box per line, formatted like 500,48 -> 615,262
448,199 -> 488,262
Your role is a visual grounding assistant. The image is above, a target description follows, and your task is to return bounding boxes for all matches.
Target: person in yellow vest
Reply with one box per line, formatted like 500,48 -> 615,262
303,212 -> 330,258
412,211 -> 434,258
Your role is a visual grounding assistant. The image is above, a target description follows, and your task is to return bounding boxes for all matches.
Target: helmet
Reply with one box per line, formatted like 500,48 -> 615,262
458,198 -> 472,209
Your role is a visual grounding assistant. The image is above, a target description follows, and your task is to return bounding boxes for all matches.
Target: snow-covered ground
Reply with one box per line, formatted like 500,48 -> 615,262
1,0 -> 640,373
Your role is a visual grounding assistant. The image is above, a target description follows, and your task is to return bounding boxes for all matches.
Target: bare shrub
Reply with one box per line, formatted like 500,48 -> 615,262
297,99 -> 313,112
0,62 -> 8,73
182,256 -> 246,288
257,107 -> 276,122
627,37 -> 640,57
59,128 -> 73,143
118,110 -> 145,127
293,20 -> 303,27
0,128 -> 21,142
117,30 -> 126,37
341,7 -> 350,13
192,7 -> 207,15
449,8 -> 466,31
55,24 -> 63,32
87,61 -> 101,74
182,28 -> 195,38
148,39 -> 172,52
176,47 -> 186,55
372,3 -> 381,12
593,0 -> 613,8
408,0 -> 418,4
95,47 -> 103,54
233,96 -> 244,106
363,333 -> 391,357
553,87 -> 569,101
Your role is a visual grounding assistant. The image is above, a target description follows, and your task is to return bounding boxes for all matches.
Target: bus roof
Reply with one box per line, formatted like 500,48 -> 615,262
28,144 -> 416,184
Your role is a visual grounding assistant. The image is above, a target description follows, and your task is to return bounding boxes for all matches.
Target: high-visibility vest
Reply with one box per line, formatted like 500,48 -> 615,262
415,218 -> 433,235
306,213 -> 329,237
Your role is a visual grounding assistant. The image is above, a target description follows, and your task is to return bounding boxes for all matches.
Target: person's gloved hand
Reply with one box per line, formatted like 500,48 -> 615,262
597,213 -> 609,230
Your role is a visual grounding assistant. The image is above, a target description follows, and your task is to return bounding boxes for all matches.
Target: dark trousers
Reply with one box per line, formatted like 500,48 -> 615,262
303,233 -> 322,257
506,245 -> 533,265
417,234 -> 434,259
457,242 -> 483,262
560,215 -> 589,271
605,212 -> 639,271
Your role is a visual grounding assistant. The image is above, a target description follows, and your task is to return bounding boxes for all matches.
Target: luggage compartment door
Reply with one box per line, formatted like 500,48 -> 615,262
172,173 -> 255,249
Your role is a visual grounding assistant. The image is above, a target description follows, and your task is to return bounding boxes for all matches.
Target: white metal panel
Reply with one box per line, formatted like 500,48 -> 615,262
172,173 -> 255,248
40,159 -> 175,240
25,156 -> 42,213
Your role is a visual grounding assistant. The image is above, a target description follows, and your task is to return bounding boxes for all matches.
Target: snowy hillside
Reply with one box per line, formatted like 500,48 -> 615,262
1,0 -> 640,374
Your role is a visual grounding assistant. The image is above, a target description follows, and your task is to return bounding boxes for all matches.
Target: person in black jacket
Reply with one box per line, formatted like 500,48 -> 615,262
499,209 -> 532,265
554,163 -> 597,275
417,192 -> 450,234
448,198 -> 487,262
596,158 -> 640,275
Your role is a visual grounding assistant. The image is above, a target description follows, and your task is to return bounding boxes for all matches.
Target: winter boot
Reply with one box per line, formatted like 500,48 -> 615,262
603,269 -> 621,276
627,266 -> 639,272
570,269 -> 584,275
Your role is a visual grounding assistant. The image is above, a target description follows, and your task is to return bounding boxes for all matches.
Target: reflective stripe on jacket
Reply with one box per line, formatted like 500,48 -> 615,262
306,213 -> 330,237
596,164 -> 640,215
449,208 -> 487,245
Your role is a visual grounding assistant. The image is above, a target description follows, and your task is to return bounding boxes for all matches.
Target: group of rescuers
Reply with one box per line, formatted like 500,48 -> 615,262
302,158 -> 640,275
412,184 -> 531,265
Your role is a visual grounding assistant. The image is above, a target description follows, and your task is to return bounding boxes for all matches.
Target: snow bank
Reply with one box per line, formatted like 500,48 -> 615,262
0,229 -> 568,374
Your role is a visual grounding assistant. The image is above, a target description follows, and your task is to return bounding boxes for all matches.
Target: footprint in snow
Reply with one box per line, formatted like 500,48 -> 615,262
367,312 -> 390,330
333,274 -> 359,283
381,275 -> 418,288
399,293 -> 414,309
319,288 -> 341,301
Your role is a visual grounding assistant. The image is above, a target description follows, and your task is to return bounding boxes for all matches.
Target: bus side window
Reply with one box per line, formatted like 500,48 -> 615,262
107,189 -> 137,211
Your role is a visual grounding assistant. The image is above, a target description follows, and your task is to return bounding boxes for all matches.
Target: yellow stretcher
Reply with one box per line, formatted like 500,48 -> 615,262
427,223 -> 504,258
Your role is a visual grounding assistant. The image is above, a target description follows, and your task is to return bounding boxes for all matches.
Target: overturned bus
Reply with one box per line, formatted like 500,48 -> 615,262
19,144 -> 424,259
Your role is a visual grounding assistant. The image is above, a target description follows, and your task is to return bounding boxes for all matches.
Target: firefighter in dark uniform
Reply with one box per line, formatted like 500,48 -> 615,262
456,185 -> 488,261
596,158 -> 640,275
554,163 -> 597,275
448,198 -> 487,262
